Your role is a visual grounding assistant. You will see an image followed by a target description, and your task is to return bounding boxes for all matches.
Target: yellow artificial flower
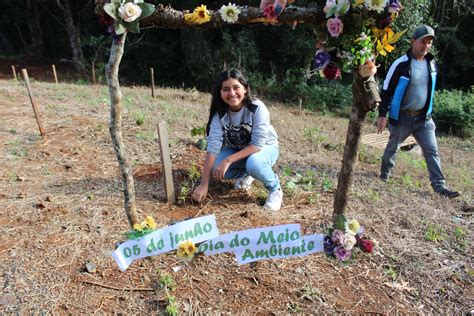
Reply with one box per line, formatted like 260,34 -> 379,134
194,5 -> 211,24
353,0 -> 365,7
145,216 -> 157,230
177,240 -> 197,261
373,27 -> 406,56
133,223 -> 143,232
184,12 -> 196,24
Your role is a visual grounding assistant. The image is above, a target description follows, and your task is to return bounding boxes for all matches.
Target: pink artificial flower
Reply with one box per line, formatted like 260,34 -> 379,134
263,4 -> 277,20
327,17 -> 343,37
331,229 -> 345,245
334,245 -> 352,261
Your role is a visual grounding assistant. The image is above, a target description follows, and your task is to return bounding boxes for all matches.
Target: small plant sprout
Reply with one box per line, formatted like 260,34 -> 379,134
424,223 -> 445,242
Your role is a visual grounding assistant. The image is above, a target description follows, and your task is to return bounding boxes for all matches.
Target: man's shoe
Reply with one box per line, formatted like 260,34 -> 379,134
234,175 -> 254,191
436,188 -> 461,199
380,173 -> 389,182
264,188 -> 283,211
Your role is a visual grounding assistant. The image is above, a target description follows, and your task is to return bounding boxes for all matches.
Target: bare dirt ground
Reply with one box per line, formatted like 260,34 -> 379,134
0,73 -> 472,314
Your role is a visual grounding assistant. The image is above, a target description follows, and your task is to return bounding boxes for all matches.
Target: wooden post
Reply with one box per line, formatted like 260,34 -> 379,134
150,67 -> 155,98
298,98 -> 303,114
51,64 -> 58,84
157,121 -> 175,203
92,61 -> 96,84
11,65 -> 17,80
21,69 -> 46,137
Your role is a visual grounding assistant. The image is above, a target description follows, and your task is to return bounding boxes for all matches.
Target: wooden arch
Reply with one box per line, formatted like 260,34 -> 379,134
95,1 -> 382,227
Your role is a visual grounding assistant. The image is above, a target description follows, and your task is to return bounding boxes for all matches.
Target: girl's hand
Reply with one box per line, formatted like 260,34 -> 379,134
192,184 -> 208,202
213,158 -> 231,181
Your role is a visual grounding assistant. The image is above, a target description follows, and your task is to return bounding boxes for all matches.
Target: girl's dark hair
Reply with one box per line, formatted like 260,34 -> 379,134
206,69 -> 253,135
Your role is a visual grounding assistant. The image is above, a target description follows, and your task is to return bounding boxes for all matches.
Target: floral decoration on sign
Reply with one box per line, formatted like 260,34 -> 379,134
103,0 -> 155,35
313,0 -> 404,80
126,215 -> 157,239
184,5 -> 212,25
323,215 -> 373,262
219,3 -> 241,24
176,240 -> 197,261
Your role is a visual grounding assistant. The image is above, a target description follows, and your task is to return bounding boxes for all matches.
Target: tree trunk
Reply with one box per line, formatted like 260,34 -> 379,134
105,34 -> 139,228
25,0 -> 45,55
56,0 -> 86,74
333,69 -> 381,220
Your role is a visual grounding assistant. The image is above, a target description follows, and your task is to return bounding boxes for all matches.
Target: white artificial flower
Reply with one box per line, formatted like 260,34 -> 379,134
324,0 -> 350,17
345,219 -> 361,235
220,3 -> 241,23
118,2 -> 142,22
365,0 -> 388,13
342,233 -> 357,250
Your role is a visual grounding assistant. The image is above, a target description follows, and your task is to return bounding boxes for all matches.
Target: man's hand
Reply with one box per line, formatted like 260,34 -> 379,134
377,117 -> 387,134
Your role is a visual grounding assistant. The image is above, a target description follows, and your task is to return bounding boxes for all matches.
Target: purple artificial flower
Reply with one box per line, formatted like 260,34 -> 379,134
326,17 -> 343,37
334,245 -> 352,261
331,229 -> 345,245
388,0 -> 402,13
323,235 -> 336,255
313,50 -> 331,70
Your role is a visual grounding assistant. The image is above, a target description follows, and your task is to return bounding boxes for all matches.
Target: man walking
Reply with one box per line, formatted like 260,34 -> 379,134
377,25 -> 460,198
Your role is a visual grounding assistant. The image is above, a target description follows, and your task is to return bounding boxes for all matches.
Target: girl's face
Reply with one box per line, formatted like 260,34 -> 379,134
220,78 -> 247,111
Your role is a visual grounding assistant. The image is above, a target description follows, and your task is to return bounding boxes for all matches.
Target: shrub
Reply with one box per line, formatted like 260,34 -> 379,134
433,88 -> 473,138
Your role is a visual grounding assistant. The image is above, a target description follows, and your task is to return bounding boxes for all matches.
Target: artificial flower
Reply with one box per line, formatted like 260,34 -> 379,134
263,4 -> 278,20
313,50 -> 331,70
388,0 -> 402,13
323,235 -> 336,254
324,0 -> 350,17
327,17 -> 344,37
323,64 -> 341,80
331,229 -> 345,244
360,239 -> 374,253
118,2 -> 142,22
194,4 -> 211,24
177,240 -> 197,261
334,245 -> 352,261
365,0 -> 388,13
353,0 -> 365,6
145,216 -> 157,230
220,3 -> 241,23
345,219 -> 360,235
133,223 -> 143,232
375,27 -> 405,56
342,233 -> 357,250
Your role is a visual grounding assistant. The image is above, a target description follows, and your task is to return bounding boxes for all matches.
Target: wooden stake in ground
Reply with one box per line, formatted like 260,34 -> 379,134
52,64 -> 58,84
92,62 -> 96,84
21,69 -> 46,137
11,65 -> 17,80
157,121 -> 176,203
150,67 -> 155,98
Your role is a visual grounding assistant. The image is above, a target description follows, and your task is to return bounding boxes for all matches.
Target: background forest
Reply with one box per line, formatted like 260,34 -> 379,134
1,0 -> 473,136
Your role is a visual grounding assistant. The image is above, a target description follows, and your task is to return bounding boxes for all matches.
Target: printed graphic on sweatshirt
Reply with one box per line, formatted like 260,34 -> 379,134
223,123 -> 252,149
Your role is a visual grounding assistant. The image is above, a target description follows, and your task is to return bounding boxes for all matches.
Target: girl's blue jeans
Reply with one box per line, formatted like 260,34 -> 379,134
213,145 -> 280,192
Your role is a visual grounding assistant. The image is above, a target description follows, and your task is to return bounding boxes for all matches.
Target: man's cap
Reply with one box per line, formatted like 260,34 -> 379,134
412,25 -> 436,40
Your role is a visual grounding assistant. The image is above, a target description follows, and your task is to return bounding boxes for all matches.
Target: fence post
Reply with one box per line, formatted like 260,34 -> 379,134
92,62 -> 96,84
150,67 -> 155,98
52,64 -> 58,84
11,65 -> 17,80
21,69 -> 46,137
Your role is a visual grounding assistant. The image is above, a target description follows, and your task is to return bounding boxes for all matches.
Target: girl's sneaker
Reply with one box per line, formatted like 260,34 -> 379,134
234,175 -> 254,191
264,188 -> 283,211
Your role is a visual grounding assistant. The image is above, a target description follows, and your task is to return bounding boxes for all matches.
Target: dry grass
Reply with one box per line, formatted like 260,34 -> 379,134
0,78 -> 472,314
